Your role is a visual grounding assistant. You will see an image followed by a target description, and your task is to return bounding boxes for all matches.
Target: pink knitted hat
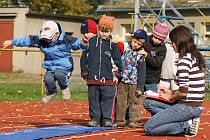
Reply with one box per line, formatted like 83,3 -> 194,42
153,23 -> 169,40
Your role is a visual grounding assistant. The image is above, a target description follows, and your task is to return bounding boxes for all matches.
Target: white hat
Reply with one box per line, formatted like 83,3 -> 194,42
40,20 -> 59,40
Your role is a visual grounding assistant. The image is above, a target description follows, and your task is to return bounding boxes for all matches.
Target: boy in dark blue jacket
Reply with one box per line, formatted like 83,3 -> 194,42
80,15 -> 122,127
3,20 -> 86,104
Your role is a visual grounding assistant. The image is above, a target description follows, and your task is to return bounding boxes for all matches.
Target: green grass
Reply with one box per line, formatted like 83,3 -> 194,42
0,72 -> 88,101
0,72 -> 209,101
0,83 -> 88,101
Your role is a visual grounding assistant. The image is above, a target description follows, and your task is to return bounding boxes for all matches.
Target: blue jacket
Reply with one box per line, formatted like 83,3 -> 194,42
121,41 -> 146,92
12,24 -> 85,72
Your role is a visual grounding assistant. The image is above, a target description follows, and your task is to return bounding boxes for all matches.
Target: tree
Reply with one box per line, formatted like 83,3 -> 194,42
29,0 -> 95,16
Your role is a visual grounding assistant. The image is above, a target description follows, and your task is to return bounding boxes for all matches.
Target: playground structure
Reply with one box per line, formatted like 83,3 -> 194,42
131,0 -> 210,91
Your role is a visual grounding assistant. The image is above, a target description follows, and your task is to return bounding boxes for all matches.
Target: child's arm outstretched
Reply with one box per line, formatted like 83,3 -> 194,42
2,40 -> 12,49
3,36 -> 41,48
65,36 -> 87,51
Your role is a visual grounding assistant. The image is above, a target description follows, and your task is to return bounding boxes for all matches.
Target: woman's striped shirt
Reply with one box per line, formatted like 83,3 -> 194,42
176,53 -> 205,107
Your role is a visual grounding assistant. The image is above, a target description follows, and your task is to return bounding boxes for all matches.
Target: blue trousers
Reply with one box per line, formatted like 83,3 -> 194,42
88,85 -> 116,123
143,98 -> 202,135
145,84 -> 158,91
44,69 -> 71,95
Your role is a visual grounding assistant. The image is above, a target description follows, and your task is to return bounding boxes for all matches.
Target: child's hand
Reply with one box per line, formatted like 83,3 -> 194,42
139,49 -> 148,56
81,38 -> 88,46
2,40 -> 12,49
135,89 -> 142,98
113,76 -> 118,84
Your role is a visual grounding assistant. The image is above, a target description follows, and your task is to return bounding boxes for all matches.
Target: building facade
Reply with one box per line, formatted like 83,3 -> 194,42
0,7 -> 88,75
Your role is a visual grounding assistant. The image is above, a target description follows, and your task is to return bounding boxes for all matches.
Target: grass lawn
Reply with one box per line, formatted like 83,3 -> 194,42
0,72 -> 88,101
0,72 -> 209,101
0,83 -> 88,101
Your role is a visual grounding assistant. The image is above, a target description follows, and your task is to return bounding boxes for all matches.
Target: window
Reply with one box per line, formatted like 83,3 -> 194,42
204,23 -> 210,41
121,24 -> 132,41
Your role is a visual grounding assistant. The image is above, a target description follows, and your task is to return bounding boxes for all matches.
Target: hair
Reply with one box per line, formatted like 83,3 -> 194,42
169,25 -> 206,70
132,36 -> 145,45
98,25 -> 111,32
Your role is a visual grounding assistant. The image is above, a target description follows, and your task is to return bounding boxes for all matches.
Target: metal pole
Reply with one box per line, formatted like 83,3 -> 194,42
162,0 -> 167,22
134,0 -> 140,32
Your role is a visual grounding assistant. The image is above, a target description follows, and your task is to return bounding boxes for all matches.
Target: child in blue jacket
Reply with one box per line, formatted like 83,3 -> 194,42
2,20 -> 86,104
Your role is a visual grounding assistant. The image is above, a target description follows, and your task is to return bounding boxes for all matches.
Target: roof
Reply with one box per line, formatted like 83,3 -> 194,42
96,5 -> 210,13
26,11 -> 98,22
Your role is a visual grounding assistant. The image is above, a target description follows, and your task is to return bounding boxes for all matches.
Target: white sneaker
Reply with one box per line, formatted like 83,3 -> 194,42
41,94 -> 56,104
185,117 -> 200,137
62,88 -> 70,101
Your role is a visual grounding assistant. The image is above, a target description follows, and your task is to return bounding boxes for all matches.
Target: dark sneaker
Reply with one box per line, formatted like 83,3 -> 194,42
104,121 -> 113,127
115,121 -> 126,128
129,122 -> 139,128
185,117 -> 200,137
88,120 -> 100,127
41,94 -> 56,104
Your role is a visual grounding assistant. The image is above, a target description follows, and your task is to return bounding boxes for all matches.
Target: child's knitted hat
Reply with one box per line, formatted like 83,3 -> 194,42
80,19 -> 97,34
153,23 -> 169,40
98,15 -> 115,31
133,29 -> 148,41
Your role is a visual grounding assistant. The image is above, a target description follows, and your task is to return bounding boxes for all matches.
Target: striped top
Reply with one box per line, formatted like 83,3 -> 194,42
176,53 -> 205,107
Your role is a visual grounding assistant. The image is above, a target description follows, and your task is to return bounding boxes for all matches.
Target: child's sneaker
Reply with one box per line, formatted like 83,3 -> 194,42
41,94 -> 56,104
129,122 -> 139,128
185,117 -> 200,137
103,121 -> 113,127
115,121 -> 126,128
62,88 -> 70,101
88,120 -> 100,127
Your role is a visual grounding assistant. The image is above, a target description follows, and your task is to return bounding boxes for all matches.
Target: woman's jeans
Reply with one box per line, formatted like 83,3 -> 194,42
144,98 -> 202,135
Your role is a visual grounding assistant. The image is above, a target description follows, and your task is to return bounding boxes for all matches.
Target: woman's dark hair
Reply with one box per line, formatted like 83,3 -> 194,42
169,25 -> 206,70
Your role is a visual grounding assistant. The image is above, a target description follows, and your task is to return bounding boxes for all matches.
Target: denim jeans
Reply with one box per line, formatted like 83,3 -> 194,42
144,98 -> 175,115
144,102 -> 202,135
44,69 -> 71,95
145,84 -> 158,91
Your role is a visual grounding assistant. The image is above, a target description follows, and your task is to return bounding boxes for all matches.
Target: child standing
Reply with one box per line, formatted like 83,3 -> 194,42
2,20 -> 86,104
80,19 -> 97,78
80,15 -> 122,127
141,23 -> 169,91
115,29 -> 147,128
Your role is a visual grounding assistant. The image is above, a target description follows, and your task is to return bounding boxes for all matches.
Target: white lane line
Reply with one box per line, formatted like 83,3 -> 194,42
57,128 -> 143,140
0,113 -> 89,119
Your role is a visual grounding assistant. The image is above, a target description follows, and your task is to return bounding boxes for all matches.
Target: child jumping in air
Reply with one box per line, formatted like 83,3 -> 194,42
2,20 -> 86,104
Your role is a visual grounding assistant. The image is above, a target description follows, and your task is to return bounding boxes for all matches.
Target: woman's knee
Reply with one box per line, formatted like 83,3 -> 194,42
143,98 -> 153,109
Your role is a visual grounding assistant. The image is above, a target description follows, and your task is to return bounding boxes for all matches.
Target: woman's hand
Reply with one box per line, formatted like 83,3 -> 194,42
159,87 -> 173,101
2,40 -> 12,49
